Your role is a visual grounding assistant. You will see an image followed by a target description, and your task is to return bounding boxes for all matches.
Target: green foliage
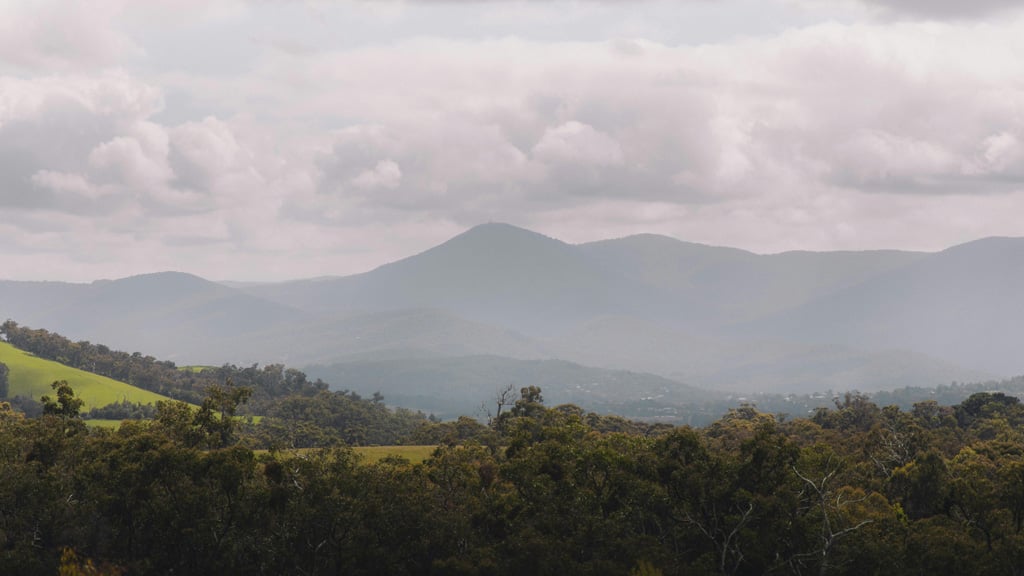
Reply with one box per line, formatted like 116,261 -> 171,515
2,384 -> 1024,575
41,380 -> 84,418
257,389 -> 430,447
83,400 -> 158,420
0,361 -> 8,398
193,380 -> 252,448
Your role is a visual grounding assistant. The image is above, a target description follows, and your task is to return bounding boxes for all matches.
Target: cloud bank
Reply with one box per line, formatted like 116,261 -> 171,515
1,1 -> 1023,280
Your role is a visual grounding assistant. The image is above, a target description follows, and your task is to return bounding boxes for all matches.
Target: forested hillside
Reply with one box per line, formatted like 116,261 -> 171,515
0,321 -> 434,446
3,386 -> 1024,575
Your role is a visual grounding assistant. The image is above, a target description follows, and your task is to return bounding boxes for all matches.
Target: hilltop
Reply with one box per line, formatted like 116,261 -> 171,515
0,341 -> 174,410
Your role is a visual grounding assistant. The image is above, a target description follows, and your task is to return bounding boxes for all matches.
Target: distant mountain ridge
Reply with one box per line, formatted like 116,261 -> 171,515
741,236 -> 1024,375
244,223 -> 643,333
0,224 -> 1016,409
243,223 -> 933,334
0,271 -> 304,360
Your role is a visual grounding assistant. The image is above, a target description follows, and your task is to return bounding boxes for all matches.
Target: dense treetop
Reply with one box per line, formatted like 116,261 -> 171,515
2,381 -> 1024,575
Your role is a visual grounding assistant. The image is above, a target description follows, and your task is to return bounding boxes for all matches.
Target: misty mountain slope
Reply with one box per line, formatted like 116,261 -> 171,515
304,354 -> 721,419
0,272 -> 305,361
0,281 -> 86,322
577,234 -> 924,327
704,344 -> 994,393
234,308 -> 555,367
743,237 -> 1024,375
1,226 -> 1016,397
242,223 -> 645,334
545,316 -> 734,380
575,235 -> 760,327
545,315 -> 991,393
243,223 -> 926,336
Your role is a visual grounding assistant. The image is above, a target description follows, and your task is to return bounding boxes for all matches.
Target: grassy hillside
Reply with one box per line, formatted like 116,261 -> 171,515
0,341 -> 175,410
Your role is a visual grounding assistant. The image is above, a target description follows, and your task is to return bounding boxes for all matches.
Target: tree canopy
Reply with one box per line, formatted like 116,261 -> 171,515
2,384 -> 1024,575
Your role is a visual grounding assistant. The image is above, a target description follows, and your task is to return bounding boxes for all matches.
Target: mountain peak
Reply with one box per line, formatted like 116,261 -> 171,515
451,222 -> 563,245
101,271 -> 206,283
406,222 -> 571,266
941,235 -> 1024,254
96,271 -> 216,292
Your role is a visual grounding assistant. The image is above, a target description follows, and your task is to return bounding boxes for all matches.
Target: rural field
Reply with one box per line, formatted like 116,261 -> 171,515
352,444 -> 437,464
0,341 -> 174,410
254,445 -> 438,465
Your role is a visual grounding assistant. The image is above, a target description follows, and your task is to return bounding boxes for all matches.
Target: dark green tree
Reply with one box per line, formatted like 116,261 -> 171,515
194,379 -> 252,448
0,361 -> 8,398
41,380 -> 83,418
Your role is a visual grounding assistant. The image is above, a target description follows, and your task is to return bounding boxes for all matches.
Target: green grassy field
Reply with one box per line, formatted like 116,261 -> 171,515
178,365 -> 215,373
84,419 -> 124,429
0,341 -> 176,410
354,445 -> 437,464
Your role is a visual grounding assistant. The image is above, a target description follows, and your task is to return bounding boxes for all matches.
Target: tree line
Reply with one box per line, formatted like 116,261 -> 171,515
1,320 -> 327,410
3,383 -> 1024,575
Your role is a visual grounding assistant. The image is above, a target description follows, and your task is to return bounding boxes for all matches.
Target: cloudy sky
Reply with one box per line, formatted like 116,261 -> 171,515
2,0 -> 1023,281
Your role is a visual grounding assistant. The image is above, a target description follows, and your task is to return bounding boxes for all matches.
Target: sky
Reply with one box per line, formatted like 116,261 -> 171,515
2,0 -> 1024,281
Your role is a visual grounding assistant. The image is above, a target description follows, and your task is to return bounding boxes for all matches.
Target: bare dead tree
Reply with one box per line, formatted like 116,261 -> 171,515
792,455 -> 874,576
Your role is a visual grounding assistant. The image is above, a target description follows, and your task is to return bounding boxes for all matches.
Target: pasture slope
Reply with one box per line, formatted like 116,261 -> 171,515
0,341 -> 175,410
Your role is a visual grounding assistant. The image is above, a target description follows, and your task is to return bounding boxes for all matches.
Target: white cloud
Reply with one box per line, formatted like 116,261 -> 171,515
970,132 -> 1024,176
0,0 -> 141,72
30,171 -> 115,201
831,130 -> 960,189
532,121 -> 624,167
89,136 -> 171,191
351,160 -> 403,190
169,117 -> 245,188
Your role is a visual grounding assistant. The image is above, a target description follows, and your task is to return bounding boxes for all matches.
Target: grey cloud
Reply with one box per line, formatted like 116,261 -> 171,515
313,115 -> 540,220
0,0 -> 139,71
859,0 -> 1024,19
317,126 -> 403,194
0,147 -> 55,210
0,95 -> 119,211
0,74 -> 247,230
389,0 -> 1021,19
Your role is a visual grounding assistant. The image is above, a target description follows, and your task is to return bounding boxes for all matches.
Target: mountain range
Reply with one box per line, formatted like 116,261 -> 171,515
2,223 -> 1018,414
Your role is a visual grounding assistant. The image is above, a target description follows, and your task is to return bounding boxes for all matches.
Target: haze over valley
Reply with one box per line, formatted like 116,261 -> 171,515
3,223 -> 1014,416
